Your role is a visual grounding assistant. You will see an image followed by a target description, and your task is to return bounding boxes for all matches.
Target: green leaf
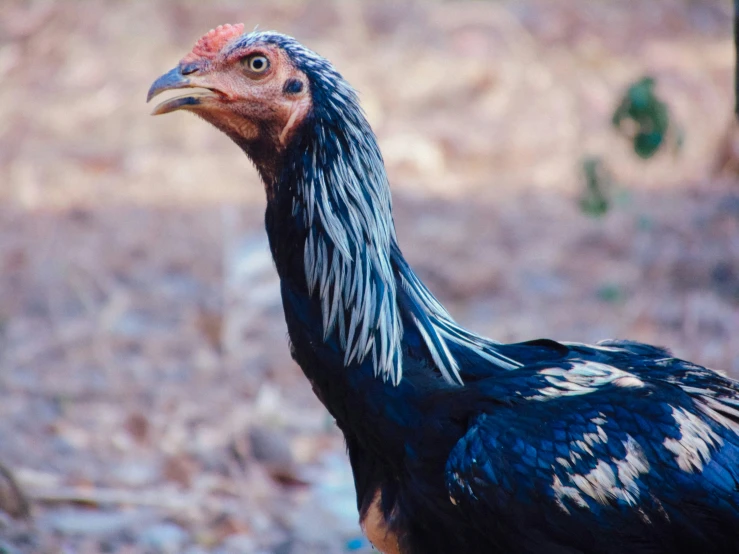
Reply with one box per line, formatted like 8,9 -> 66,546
596,284 -> 626,304
579,156 -> 613,217
612,76 -> 677,160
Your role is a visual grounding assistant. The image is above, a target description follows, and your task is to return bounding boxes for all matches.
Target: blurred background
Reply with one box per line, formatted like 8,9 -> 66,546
0,0 -> 737,552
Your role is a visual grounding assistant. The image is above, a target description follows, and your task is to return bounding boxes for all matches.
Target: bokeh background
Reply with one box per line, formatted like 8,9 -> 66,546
0,0 -> 737,552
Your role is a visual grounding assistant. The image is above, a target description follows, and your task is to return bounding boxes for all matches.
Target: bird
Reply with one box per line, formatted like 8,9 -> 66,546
148,24 -> 739,554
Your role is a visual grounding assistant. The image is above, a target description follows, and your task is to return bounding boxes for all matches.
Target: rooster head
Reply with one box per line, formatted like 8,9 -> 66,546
148,25 -> 322,181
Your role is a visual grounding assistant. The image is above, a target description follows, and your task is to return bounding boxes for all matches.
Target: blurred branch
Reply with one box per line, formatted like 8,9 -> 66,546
0,461 -> 31,519
28,486 -> 212,511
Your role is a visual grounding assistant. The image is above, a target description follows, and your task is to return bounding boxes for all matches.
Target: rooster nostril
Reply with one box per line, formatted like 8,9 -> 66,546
181,63 -> 200,76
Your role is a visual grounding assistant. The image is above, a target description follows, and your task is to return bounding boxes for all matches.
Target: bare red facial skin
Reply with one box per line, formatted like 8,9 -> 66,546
181,23 -> 245,65
151,25 -> 312,190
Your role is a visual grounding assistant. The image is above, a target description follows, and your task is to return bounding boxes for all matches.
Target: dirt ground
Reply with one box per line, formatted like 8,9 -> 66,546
0,0 -> 738,552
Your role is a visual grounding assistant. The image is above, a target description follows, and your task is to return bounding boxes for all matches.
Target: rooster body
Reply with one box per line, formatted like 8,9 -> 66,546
149,27 -> 739,553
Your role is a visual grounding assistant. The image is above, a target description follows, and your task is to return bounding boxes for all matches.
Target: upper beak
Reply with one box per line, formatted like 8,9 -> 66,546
147,66 -> 221,116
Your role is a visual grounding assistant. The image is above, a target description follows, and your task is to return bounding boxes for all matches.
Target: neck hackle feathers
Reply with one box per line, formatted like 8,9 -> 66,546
267,30 -> 521,386
181,23 -> 245,64
176,29 -> 523,386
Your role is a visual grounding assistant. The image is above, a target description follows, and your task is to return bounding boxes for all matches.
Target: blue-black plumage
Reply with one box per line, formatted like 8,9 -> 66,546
148,26 -> 739,554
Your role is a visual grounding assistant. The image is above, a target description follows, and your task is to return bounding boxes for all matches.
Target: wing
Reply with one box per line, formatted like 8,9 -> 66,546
445,355 -> 739,554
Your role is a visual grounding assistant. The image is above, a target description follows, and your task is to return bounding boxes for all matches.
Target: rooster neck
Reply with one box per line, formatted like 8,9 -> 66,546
260,64 -> 522,396
262,80 -> 409,385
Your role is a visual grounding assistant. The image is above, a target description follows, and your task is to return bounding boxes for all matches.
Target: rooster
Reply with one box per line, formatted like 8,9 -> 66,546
148,25 -> 739,554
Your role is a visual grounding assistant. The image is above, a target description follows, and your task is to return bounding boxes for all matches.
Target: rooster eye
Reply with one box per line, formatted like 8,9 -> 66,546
244,55 -> 270,74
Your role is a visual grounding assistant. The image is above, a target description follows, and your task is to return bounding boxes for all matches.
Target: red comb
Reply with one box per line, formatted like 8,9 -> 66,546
181,23 -> 245,64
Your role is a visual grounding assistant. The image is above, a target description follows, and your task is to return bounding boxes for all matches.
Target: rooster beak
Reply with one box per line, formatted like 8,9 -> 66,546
147,66 -> 221,116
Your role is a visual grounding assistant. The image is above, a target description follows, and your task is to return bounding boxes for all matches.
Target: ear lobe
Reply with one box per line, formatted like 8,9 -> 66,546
283,78 -> 304,95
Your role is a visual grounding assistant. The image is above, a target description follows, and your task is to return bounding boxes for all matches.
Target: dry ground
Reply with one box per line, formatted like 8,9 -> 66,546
0,0 -> 738,552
